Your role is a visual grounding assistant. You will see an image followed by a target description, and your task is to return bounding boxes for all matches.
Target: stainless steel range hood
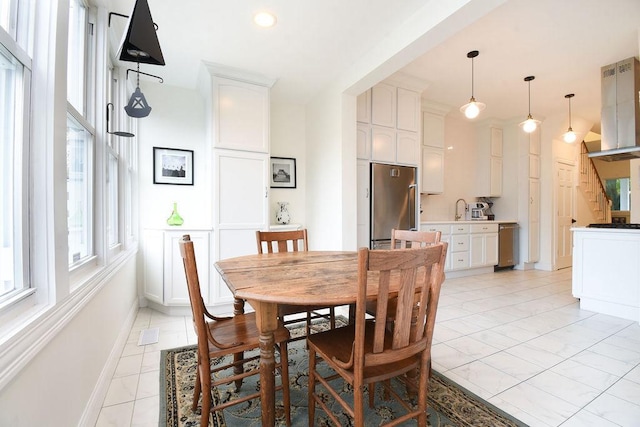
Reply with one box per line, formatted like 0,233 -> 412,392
588,57 -> 640,162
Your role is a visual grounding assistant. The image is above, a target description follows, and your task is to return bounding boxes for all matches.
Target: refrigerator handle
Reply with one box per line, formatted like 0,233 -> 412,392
408,184 -> 417,230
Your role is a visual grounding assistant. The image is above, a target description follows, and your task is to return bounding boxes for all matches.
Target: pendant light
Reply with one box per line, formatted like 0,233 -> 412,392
563,93 -> 577,143
116,0 -> 165,65
460,50 -> 486,119
520,76 -> 540,133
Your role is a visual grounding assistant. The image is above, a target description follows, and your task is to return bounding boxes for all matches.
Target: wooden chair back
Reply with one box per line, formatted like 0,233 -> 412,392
354,243 -> 447,369
256,229 -> 308,253
178,235 -> 210,355
391,228 -> 441,249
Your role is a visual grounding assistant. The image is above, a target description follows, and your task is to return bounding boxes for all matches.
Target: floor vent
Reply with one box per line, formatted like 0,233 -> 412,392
138,327 -> 160,346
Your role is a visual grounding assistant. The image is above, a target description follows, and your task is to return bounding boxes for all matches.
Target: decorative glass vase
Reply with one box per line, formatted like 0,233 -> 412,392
275,202 -> 291,225
166,202 -> 184,226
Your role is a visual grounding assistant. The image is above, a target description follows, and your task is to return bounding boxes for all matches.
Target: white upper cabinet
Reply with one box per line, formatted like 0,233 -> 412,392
371,83 -> 397,128
475,124 -> 503,197
396,131 -> 420,165
356,124 -> 371,160
212,77 -> 270,153
422,112 -> 445,148
371,126 -> 396,162
397,88 -> 420,132
357,90 -> 371,123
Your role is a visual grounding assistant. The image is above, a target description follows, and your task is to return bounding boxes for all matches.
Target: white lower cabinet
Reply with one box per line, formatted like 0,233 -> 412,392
143,229 -> 212,307
469,223 -> 499,268
421,222 -> 498,273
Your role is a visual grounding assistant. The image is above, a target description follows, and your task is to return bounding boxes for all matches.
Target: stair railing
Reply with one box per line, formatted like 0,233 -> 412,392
580,141 -> 612,222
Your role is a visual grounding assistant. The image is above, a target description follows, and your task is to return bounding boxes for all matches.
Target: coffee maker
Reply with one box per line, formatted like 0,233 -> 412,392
467,202 -> 490,220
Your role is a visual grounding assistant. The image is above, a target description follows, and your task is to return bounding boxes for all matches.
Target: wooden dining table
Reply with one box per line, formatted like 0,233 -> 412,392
214,250 -> 363,426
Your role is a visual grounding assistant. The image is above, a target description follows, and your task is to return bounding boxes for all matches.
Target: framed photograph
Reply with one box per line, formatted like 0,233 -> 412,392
270,157 -> 296,189
153,147 -> 194,185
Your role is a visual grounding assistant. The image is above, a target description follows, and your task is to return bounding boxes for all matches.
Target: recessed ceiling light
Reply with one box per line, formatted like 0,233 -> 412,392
254,11 -> 277,28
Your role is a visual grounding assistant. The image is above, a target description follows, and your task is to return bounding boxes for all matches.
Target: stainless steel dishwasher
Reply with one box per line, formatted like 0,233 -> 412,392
496,223 -> 518,270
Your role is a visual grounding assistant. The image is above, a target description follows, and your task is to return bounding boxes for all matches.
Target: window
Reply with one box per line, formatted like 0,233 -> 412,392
605,177 -> 631,211
66,0 -> 95,268
0,42 -> 28,302
67,114 -> 93,265
0,3 -> 30,305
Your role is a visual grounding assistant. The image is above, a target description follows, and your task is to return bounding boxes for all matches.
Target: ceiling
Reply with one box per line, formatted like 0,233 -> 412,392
105,0 -> 640,133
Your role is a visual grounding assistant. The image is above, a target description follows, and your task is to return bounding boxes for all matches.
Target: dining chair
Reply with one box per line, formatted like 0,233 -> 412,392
179,234 -> 291,426
365,228 -> 442,322
307,243 -> 447,427
256,229 -> 337,339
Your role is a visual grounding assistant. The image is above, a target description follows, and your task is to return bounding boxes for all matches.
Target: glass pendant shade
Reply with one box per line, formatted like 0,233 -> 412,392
460,97 -> 486,119
460,50 -> 485,119
563,93 -> 576,143
563,128 -> 577,143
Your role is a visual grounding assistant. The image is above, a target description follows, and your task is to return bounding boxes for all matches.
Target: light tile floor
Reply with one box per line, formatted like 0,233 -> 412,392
96,268 -> 640,427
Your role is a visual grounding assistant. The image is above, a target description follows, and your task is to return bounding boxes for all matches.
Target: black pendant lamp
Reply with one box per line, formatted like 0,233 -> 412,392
117,0 -> 165,66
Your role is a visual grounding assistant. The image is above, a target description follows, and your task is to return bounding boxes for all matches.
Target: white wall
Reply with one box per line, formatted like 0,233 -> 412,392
420,114 -> 478,221
0,257 -> 138,426
137,83 -> 210,229
270,103 -> 307,227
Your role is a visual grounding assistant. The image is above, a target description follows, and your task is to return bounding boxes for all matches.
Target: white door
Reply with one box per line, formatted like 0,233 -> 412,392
555,161 -> 575,269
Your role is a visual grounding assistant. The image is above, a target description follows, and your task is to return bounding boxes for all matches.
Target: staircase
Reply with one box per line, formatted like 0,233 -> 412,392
580,141 -> 612,222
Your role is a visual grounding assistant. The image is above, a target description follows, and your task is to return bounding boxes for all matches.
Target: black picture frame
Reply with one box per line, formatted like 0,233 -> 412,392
153,147 -> 194,185
270,157 -> 296,189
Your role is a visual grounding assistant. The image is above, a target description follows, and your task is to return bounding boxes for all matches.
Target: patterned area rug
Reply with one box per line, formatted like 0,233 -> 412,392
160,318 -> 527,426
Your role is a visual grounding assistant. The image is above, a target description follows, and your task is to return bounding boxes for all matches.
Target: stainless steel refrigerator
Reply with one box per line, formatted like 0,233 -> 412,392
370,163 -> 417,249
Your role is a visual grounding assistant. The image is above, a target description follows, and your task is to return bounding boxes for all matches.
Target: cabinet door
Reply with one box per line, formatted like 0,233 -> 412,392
143,230 -> 164,304
469,234 -> 485,267
165,232 -> 210,305
528,178 -> 540,262
371,126 -> 396,163
357,124 -> 371,160
371,83 -> 396,128
396,131 -> 419,165
485,233 -> 499,266
397,88 -> 420,132
490,127 -> 503,157
421,147 -> 444,194
213,77 -> 270,153
356,90 -> 371,123
490,156 -> 503,197
357,160 -> 370,249
422,112 -> 445,148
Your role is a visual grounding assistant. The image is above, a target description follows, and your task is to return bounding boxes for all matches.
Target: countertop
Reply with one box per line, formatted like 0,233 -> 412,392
420,220 -> 518,225
571,226 -> 640,233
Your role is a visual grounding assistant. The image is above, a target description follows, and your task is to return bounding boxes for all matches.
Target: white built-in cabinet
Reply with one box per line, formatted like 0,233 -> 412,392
519,128 -> 541,266
357,82 -> 421,166
201,63 -> 276,307
356,79 -> 423,248
356,159 -> 370,249
143,229 -> 211,310
475,124 -> 503,197
421,106 -> 448,194
421,222 -> 498,273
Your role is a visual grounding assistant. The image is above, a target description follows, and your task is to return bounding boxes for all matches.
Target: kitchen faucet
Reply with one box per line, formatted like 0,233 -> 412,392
455,198 -> 467,221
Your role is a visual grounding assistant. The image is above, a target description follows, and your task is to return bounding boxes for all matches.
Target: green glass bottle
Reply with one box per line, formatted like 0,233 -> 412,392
166,202 -> 184,226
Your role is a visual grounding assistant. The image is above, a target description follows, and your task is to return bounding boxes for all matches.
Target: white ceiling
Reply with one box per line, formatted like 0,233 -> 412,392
106,0 -> 640,132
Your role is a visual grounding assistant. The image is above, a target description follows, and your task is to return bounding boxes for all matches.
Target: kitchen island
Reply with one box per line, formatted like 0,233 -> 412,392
572,227 -> 640,324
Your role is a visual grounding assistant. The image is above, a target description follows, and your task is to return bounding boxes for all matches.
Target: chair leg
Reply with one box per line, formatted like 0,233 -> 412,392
200,363 -> 212,427
192,366 -> 201,412
329,307 -> 336,329
233,351 -> 244,390
354,378 -> 365,427
308,347 -> 317,425
278,343 -> 291,427
368,382 -> 375,408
